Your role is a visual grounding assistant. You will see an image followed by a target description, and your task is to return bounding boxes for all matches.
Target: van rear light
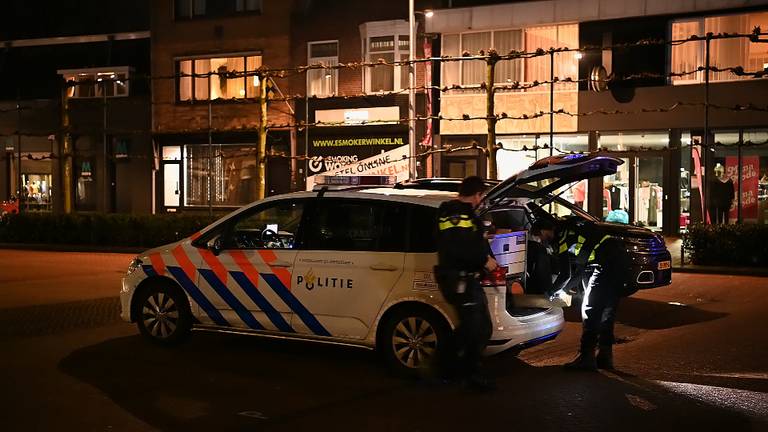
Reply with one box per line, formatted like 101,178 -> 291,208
481,265 -> 508,287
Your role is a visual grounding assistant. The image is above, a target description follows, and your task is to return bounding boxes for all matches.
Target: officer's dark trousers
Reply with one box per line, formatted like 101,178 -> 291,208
580,266 -> 620,351
454,280 -> 493,377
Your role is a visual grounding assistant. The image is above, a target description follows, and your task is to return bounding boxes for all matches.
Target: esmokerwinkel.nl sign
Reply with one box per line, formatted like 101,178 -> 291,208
307,135 -> 405,175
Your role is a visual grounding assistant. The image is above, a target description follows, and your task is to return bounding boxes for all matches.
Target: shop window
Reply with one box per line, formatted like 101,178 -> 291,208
76,159 -> 97,211
21,173 -> 52,212
671,12 -> 768,85
741,130 -> 768,224
307,41 -> 339,97
60,67 -> 130,99
182,144 -> 258,207
178,54 -> 262,101
175,0 -> 261,19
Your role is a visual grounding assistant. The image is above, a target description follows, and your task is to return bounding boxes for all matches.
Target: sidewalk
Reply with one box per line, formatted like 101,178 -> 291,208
0,242 -> 145,254
665,236 -> 768,277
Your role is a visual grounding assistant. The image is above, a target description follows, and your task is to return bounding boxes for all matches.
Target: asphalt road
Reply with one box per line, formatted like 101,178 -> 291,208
1,249 -> 767,431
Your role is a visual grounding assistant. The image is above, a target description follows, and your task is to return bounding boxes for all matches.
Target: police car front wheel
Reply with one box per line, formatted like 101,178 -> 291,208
135,282 -> 192,345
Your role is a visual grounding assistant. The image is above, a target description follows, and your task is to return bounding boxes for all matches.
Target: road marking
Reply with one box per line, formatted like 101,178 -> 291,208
238,411 -> 269,420
653,380 -> 768,419
625,394 -> 657,411
687,372 -> 768,380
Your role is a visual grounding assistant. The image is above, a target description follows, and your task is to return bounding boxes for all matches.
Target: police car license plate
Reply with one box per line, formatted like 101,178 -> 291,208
657,261 -> 671,270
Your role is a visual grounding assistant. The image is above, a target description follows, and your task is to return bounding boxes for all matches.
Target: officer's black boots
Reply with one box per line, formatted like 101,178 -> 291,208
596,345 -> 614,370
564,347 -> 598,371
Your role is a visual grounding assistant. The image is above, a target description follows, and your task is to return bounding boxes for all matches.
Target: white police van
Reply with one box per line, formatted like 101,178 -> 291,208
120,154 -> 626,374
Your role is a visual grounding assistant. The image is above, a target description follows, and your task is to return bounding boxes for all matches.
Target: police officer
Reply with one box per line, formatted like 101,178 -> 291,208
553,221 -> 633,371
435,176 -> 498,390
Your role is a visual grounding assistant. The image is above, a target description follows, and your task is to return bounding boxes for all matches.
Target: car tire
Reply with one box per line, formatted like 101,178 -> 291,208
135,282 -> 192,345
379,306 -> 450,377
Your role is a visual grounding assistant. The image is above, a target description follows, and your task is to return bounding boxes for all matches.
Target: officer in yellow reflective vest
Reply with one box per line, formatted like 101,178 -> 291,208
434,176 -> 498,390
552,221 -> 632,371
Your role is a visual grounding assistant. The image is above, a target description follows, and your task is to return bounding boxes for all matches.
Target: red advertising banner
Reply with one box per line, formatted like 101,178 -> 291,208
726,156 -> 760,220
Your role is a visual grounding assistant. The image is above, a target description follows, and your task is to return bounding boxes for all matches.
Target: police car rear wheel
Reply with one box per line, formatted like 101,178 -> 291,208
136,283 -> 191,345
381,307 -> 448,375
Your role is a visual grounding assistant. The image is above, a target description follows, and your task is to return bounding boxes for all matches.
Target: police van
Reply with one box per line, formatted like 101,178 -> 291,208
120,154 -> 670,374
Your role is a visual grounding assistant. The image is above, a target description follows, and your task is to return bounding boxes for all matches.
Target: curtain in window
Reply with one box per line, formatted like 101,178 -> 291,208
179,61 -> 193,101
194,59 -> 210,100
308,42 -> 339,97
209,57 -> 245,99
369,36 -> 395,92
494,30 -> 523,84
462,32 -> 491,85
442,34 -> 460,87
554,24 -> 579,90
707,15 -> 750,82
246,55 -> 262,98
671,21 -> 703,83
525,26 -> 557,87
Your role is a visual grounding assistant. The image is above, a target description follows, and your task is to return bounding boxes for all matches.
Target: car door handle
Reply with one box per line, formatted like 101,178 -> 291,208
271,260 -> 293,267
370,263 -> 399,271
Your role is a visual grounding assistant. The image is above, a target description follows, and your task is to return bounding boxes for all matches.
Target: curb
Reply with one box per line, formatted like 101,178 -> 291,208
0,243 -> 145,254
672,265 -> 768,277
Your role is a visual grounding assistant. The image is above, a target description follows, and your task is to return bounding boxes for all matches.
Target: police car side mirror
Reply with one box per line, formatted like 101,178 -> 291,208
207,237 -> 223,256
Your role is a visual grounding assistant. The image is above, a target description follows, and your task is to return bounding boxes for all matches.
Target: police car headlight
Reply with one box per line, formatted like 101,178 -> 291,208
127,257 -> 143,275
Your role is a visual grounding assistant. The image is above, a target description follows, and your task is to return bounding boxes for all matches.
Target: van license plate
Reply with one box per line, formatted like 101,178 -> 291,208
657,261 -> 671,270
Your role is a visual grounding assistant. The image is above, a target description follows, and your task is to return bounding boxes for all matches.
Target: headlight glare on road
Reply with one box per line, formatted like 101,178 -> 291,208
127,257 -> 143,275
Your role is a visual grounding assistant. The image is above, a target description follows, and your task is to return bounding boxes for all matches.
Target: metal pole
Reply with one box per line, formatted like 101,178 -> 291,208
61,82 -> 73,213
304,95 -> 309,191
704,36 -> 710,224
549,50 -> 554,158
257,74 -> 268,199
486,52 -> 498,179
737,129 -> 743,223
208,77 -> 213,217
408,0 -> 417,179
16,95 -> 22,214
102,80 -> 109,213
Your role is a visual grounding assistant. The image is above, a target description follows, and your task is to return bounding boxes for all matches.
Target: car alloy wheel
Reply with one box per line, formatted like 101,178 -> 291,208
135,282 -> 192,345
142,291 -> 179,339
392,316 -> 438,369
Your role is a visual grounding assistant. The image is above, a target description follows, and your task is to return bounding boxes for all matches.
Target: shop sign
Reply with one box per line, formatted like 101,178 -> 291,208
80,161 -> 93,181
114,138 -> 129,160
306,145 -> 410,189
726,156 -> 760,220
307,134 -> 406,176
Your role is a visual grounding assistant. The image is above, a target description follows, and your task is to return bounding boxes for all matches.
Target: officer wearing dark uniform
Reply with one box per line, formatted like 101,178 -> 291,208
553,221 -> 633,371
434,176 -> 498,389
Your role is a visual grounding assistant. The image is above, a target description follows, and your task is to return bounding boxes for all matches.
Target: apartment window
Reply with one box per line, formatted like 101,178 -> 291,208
60,67 -> 130,98
671,12 -> 768,84
442,27 -> 577,88
175,0 -> 261,19
307,41 -> 339,97
524,24 -> 579,91
178,54 -> 262,101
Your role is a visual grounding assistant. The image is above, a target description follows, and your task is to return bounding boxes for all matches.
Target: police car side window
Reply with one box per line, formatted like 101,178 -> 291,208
304,199 -> 406,252
224,200 -> 304,249
408,205 -> 438,253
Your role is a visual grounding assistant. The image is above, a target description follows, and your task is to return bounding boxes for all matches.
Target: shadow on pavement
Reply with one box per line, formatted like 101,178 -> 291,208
563,296 -> 728,330
59,330 -> 754,432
